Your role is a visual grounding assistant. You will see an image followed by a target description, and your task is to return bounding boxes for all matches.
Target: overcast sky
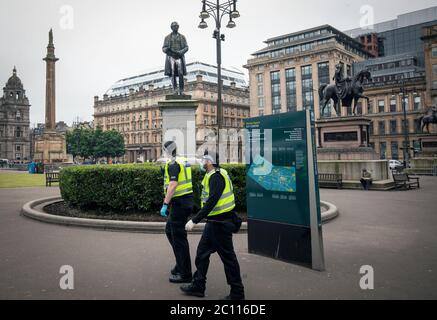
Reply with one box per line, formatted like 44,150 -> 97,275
0,0 -> 436,126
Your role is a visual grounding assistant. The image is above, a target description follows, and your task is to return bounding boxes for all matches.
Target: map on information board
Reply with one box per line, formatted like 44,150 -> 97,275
248,156 -> 296,193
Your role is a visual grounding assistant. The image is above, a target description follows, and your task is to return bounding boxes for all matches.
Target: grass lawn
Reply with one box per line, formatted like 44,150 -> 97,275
0,172 -> 57,188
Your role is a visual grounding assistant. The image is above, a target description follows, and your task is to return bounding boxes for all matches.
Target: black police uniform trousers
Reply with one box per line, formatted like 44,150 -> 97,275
165,194 -> 194,278
192,217 -> 245,297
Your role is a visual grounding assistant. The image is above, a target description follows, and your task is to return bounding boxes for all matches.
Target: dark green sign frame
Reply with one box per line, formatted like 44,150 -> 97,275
245,110 -> 325,271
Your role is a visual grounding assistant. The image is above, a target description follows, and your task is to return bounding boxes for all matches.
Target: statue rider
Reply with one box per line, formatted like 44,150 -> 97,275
333,63 -> 351,102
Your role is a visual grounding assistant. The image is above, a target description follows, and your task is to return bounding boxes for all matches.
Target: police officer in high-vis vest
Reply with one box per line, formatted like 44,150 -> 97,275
161,141 -> 194,283
181,154 -> 245,300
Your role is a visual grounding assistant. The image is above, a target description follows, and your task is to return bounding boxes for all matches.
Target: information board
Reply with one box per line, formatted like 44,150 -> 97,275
245,110 -> 325,270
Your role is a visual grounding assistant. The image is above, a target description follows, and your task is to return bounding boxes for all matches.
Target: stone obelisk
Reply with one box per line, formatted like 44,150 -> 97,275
43,29 -> 59,131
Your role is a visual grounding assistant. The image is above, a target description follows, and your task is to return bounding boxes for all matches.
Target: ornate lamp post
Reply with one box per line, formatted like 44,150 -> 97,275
392,77 -> 416,169
198,0 -> 240,164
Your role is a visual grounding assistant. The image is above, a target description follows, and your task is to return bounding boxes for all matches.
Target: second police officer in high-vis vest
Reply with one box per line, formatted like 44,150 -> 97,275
161,141 -> 193,284
181,154 -> 245,300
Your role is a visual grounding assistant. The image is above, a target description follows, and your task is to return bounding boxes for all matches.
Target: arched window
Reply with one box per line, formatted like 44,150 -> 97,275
16,127 -> 22,138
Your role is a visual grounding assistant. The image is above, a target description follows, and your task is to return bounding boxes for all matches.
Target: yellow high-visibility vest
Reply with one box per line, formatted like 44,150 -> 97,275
164,157 -> 193,198
201,168 -> 236,217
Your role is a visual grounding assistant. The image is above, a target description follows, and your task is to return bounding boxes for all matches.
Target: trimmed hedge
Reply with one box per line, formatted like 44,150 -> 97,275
59,164 -> 246,214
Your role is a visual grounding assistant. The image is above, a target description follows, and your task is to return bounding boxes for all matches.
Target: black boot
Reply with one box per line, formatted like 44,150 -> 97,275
221,294 -> 245,301
180,284 -> 205,298
171,265 -> 179,276
169,274 -> 192,284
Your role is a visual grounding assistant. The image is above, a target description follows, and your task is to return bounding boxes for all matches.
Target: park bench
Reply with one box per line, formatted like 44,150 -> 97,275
393,173 -> 420,190
45,172 -> 60,187
318,173 -> 343,189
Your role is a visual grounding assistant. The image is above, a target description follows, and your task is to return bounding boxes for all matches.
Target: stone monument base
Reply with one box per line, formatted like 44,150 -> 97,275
316,116 -> 377,160
315,117 -> 393,190
33,131 -> 68,164
158,94 -> 198,162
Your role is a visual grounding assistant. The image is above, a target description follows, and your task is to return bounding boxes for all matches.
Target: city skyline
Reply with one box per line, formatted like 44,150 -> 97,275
0,0 -> 436,126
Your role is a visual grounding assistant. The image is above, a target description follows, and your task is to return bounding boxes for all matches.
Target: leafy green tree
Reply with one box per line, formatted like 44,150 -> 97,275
67,127 -> 126,163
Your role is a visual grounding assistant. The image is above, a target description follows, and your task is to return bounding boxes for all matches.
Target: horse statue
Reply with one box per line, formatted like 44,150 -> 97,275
419,107 -> 437,133
319,65 -> 372,117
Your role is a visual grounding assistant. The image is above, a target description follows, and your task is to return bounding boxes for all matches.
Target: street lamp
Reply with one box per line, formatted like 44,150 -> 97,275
393,77 -> 416,169
198,0 -> 240,164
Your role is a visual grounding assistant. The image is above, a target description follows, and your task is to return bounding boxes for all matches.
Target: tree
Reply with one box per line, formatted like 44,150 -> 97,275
91,128 -> 125,162
66,128 -> 125,163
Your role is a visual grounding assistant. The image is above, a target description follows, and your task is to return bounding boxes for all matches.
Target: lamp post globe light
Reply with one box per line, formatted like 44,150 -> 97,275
198,0 -> 240,164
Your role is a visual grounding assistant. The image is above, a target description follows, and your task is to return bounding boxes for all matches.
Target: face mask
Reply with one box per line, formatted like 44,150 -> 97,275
200,160 -> 208,172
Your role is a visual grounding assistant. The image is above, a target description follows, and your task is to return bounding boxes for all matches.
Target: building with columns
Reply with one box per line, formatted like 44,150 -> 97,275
0,67 -> 31,163
422,24 -> 437,107
244,25 -> 372,119
246,15 -> 437,161
93,62 -> 250,163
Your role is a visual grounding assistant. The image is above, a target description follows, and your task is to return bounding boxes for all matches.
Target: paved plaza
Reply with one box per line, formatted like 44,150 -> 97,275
0,178 -> 436,300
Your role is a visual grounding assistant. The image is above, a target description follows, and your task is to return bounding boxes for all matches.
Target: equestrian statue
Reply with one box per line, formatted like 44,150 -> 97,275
419,107 -> 437,133
319,64 -> 372,117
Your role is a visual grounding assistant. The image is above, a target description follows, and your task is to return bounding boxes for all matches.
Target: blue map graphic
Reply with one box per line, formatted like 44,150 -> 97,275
248,156 -> 296,193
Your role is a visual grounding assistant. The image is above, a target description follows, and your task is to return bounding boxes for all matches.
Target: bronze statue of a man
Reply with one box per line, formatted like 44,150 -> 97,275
163,22 -> 189,95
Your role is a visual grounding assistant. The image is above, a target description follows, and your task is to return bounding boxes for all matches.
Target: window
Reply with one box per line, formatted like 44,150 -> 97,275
271,71 -> 281,114
378,121 -> 386,135
391,142 -> 399,160
367,100 -> 373,114
258,97 -> 264,109
286,68 -> 297,112
257,84 -> 263,96
433,64 -> 437,75
378,100 -> 385,113
16,145 -> 21,152
204,104 -> 209,112
380,142 -> 387,160
356,102 -> 363,115
346,65 -> 352,77
15,127 -> 22,138
390,120 -> 397,134
414,96 -> 421,110
256,74 -> 264,83
301,66 -> 313,110
401,95 -> 409,111
432,47 -> 437,58
16,110 -> 22,120
402,119 -> 410,133
369,122 -> 374,135
318,62 -> 330,116
390,98 -> 397,112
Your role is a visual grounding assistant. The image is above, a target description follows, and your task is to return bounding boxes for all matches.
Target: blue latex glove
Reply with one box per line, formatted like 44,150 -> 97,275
160,204 -> 169,217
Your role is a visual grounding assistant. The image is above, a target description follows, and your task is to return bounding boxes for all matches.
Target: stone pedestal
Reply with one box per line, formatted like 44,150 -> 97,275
419,136 -> 437,157
33,131 -> 68,164
316,116 -> 378,160
158,95 -> 198,161
315,117 -> 393,190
